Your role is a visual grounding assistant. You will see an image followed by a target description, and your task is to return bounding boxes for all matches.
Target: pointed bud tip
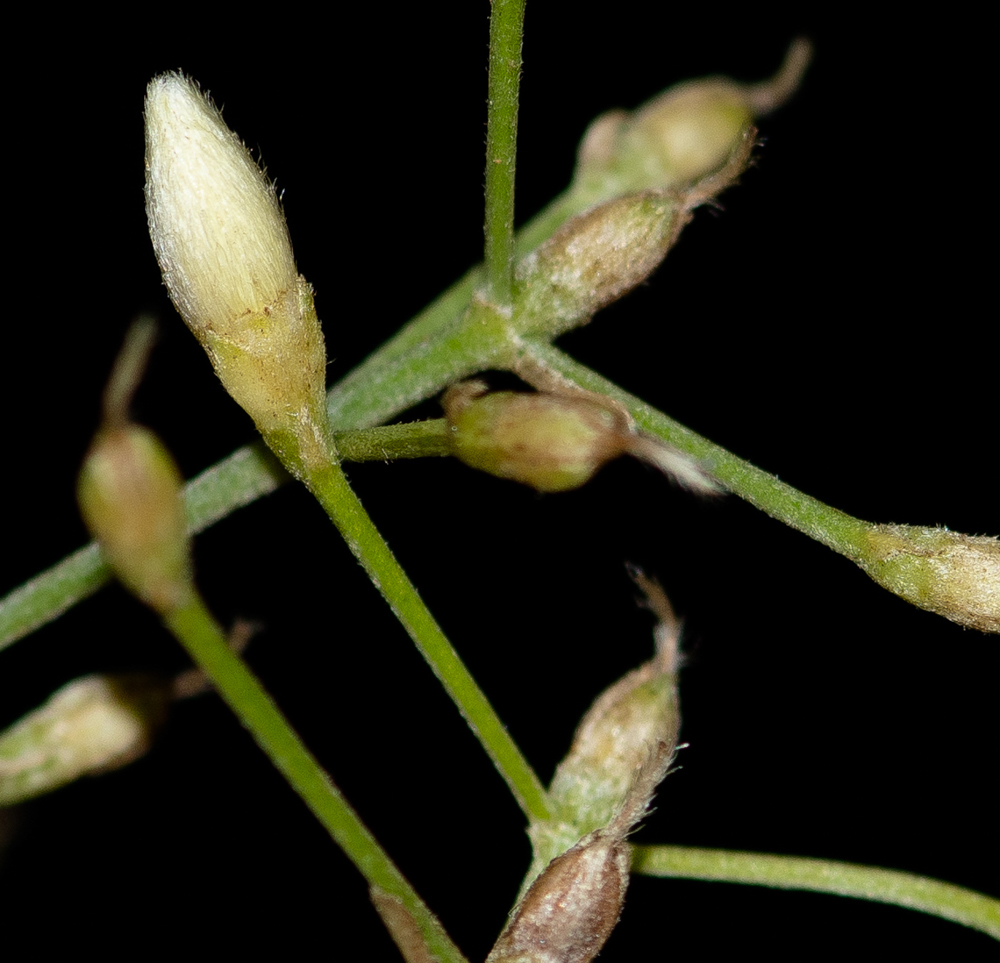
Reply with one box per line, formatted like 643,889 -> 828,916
144,72 -> 297,332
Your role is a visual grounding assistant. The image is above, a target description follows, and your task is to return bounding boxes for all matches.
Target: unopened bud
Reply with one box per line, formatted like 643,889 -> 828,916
527,574 -> 681,886
858,524 -> 1000,633
513,190 -> 681,340
78,423 -> 192,614
0,674 -> 170,806
144,74 -> 331,475
443,381 -> 720,495
488,828 -> 629,963
443,381 -> 630,492
489,743 -> 671,963
574,39 -> 811,197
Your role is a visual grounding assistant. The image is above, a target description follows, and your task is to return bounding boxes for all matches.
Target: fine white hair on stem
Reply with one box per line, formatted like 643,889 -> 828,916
628,433 -> 724,496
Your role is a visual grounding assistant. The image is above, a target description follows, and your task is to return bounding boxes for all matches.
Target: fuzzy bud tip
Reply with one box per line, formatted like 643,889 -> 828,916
144,73 -> 331,474
859,524 -> 1000,633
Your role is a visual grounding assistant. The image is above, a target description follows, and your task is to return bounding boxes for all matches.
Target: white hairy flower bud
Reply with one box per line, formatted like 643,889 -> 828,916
144,74 -> 331,476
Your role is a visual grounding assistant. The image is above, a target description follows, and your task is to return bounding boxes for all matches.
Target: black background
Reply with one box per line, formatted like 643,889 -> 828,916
2,6 -> 997,959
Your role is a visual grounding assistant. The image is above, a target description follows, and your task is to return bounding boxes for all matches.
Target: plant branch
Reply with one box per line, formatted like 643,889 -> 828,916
162,591 -> 467,962
303,458 -> 551,824
483,0 -> 525,308
632,844 -> 1000,940
516,342 -> 1000,633
517,340 -> 871,554
0,424 -> 448,652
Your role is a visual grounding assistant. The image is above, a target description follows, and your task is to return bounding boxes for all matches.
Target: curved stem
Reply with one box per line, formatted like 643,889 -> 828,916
303,458 -> 551,824
162,591 -> 467,962
632,844 -> 1000,940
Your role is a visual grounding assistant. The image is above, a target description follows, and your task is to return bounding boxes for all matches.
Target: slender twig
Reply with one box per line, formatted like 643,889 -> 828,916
632,845 -> 1000,940
518,340 -> 873,557
0,424 -> 448,651
483,0 -> 525,308
303,458 -> 551,824
162,591 -> 468,962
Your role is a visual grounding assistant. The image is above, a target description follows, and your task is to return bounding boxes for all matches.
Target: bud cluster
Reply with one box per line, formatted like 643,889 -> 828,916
488,577 -> 681,962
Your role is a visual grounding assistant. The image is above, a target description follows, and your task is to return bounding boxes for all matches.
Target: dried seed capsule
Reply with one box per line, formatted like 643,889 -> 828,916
489,743 -> 672,963
487,827 -> 630,963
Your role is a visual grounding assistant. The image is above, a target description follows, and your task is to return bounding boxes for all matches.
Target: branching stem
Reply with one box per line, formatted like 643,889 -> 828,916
303,458 -> 551,824
161,591 -> 467,962
632,845 -> 1000,940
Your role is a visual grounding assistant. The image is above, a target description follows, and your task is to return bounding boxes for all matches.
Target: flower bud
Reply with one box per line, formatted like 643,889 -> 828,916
527,574 -> 681,885
487,827 -> 630,963
488,743 -> 671,963
443,381 -> 720,495
144,74 -> 331,475
513,191 -> 684,340
443,381 -> 631,492
0,674 -> 170,806
78,422 -> 193,614
573,39 -> 811,198
858,524 -> 1000,633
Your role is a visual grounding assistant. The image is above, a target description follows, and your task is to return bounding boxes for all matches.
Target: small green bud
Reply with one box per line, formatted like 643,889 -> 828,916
144,74 -> 331,475
443,381 -> 630,492
573,39 -> 811,198
0,674 -> 170,806
443,381 -> 720,495
858,525 -> 1000,633
78,423 -> 193,614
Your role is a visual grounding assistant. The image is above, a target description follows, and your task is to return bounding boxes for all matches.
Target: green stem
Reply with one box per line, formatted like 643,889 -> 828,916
335,420 -> 451,462
303,457 -> 551,824
0,424 -> 448,652
162,591 -> 466,962
521,341 -> 874,560
483,0 -> 525,308
632,844 -> 1000,940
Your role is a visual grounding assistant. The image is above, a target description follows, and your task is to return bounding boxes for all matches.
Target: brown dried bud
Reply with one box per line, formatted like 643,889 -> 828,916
573,39 -> 810,198
486,828 -> 630,963
488,743 -> 671,963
